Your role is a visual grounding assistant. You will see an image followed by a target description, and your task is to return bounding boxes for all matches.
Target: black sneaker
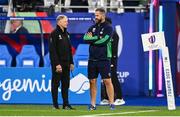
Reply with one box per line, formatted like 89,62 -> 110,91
88,105 -> 96,110
63,104 -> 75,110
53,106 -> 60,110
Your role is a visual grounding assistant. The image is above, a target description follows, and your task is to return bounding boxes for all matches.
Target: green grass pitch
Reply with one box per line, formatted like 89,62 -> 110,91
0,105 -> 180,116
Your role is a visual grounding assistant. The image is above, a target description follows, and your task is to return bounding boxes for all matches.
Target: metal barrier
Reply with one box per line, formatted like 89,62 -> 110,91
0,0 -> 148,13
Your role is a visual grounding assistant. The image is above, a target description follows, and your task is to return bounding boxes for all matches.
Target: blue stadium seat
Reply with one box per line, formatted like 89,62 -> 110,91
43,53 -> 51,67
74,44 -> 89,68
0,45 -> 12,67
0,0 -> 8,5
16,45 -> 40,67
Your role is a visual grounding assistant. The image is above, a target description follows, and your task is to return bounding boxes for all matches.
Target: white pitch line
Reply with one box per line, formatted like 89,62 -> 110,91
82,110 -> 159,116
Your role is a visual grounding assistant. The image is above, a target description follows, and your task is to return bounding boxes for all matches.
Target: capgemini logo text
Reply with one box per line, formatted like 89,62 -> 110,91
0,73 -> 90,101
0,74 -> 51,101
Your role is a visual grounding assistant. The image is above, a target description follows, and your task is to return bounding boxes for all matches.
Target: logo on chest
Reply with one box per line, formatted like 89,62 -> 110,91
100,28 -> 104,34
92,28 -> 96,33
59,35 -> 62,40
99,28 -> 104,38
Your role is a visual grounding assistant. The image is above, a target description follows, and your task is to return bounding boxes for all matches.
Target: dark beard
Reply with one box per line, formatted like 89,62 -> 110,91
95,18 -> 102,24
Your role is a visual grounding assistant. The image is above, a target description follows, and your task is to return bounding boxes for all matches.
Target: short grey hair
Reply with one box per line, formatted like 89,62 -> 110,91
10,20 -> 23,25
56,15 -> 67,23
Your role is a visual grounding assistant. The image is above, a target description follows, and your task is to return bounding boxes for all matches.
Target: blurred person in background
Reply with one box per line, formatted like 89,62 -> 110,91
13,0 -> 39,11
10,19 -> 28,67
100,17 -> 125,106
10,20 -> 28,34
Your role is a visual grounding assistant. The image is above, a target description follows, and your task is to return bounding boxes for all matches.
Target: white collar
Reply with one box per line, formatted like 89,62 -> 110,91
14,25 -> 22,33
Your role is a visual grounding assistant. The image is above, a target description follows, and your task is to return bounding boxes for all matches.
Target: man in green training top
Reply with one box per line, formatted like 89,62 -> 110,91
83,8 -> 115,110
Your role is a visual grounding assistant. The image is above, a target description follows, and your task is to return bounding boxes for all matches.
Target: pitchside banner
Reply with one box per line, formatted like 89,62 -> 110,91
161,47 -> 176,110
0,67 -> 100,104
141,32 -> 176,110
